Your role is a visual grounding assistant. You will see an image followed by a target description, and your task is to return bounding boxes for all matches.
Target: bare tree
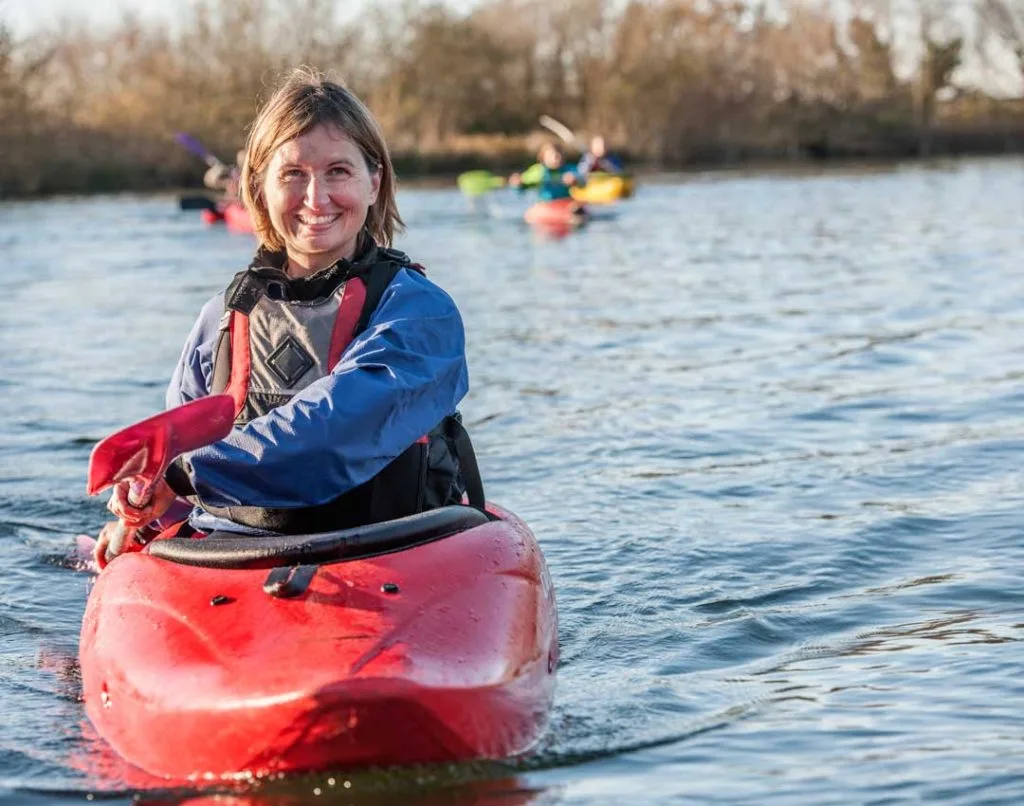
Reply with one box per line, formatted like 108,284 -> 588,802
977,0 -> 1024,86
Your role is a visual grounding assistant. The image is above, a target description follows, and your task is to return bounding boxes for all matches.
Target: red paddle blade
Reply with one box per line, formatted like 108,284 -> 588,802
86,395 -> 235,495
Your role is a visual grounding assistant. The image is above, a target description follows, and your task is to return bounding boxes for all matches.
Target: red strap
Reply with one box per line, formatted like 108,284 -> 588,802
327,277 -> 368,369
225,312 -> 251,418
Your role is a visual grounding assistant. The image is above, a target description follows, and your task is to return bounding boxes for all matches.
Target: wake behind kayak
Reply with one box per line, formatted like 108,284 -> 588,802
79,503 -> 558,779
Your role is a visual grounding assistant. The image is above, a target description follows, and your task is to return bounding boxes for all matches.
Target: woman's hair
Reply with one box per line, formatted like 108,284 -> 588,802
240,68 -> 404,251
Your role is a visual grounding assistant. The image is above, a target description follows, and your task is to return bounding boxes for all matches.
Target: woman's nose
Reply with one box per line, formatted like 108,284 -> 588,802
304,175 -> 329,208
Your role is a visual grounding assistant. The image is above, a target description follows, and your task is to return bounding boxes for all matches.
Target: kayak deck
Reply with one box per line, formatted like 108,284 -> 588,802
79,504 -> 558,779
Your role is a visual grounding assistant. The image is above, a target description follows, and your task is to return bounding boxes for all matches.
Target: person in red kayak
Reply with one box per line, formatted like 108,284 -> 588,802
96,69 -> 480,565
508,141 -> 583,202
203,149 -> 245,199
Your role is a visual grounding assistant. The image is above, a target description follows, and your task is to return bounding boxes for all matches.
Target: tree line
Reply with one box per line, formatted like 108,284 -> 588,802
2,0 -> 1024,197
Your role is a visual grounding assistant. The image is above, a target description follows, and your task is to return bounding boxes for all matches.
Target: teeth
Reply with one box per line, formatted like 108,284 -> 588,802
298,214 -> 337,225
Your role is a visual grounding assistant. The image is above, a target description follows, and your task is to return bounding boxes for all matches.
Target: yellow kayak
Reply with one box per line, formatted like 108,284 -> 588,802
571,173 -> 635,204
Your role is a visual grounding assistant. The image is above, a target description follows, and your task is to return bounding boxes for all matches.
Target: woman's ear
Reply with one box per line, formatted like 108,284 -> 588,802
369,167 -> 382,205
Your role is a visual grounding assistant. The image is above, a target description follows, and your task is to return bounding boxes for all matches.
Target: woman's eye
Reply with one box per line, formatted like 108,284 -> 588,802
328,166 -> 350,177
281,169 -> 304,180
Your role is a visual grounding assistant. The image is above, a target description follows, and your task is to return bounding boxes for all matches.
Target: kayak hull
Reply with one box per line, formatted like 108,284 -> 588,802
200,201 -> 255,234
199,207 -> 222,225
524,198 -> 587,228
222,202 -> 255,234
79,504 -> 557,780
570,173 -> 635,204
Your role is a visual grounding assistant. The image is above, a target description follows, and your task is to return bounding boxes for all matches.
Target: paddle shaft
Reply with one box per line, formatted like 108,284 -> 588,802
88,395 -> 236,565
104,481 -> 154,561
175,132 -> 225,168
539,115 -> 585,151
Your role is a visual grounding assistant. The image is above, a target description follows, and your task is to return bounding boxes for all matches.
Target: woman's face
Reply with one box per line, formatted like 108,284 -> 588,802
263,123 -> 380,275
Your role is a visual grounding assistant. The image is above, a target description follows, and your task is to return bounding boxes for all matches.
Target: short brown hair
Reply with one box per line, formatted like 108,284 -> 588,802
240,68 -> 404,251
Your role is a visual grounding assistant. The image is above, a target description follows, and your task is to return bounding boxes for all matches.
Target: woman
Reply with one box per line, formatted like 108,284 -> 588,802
96,70 -> 478,565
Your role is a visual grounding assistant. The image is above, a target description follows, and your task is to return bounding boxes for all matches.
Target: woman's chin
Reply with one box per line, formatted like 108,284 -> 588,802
288,234 -> 357,266
294,231 -> 346,253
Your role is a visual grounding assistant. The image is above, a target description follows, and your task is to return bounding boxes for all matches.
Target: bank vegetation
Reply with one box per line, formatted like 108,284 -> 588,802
3,0 -> 1024,196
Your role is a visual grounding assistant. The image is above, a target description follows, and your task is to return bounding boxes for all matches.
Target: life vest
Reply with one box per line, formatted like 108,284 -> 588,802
187,242 -> 485,535
536,167 -> 575,201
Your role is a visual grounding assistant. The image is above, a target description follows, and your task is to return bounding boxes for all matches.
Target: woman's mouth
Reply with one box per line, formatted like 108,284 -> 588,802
296,213 -> 340,228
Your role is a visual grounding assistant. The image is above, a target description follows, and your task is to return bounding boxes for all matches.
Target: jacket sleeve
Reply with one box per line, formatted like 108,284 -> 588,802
179,268 -> 469,509
166,295 -> 224,408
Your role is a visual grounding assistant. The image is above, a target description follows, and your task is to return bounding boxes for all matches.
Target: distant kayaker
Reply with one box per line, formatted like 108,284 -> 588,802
96,69 -> 480,564
509,142 -> 583,201
203,149 -> 245,199
577,135 -> 623,176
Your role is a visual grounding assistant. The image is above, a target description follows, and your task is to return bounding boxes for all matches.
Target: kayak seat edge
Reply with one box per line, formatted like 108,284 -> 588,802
147,505 -> 491,570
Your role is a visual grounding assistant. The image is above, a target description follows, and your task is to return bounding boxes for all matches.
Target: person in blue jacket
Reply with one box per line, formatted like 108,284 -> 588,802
577,135 -> 623,176
509,142 -> 583,201
97,70 -> 479,562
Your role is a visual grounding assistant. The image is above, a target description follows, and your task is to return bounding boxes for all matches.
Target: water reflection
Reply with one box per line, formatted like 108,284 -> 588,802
138,775 -> 545,805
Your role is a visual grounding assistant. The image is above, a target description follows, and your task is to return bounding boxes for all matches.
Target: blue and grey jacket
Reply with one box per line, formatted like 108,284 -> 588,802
163,239 -> 481,535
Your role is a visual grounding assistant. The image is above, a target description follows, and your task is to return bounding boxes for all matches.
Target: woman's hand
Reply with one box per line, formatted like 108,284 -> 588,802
107,478 -> 177,527
96,478 -> 176,569
508,173 -> 522,187
93,521 -> 125,569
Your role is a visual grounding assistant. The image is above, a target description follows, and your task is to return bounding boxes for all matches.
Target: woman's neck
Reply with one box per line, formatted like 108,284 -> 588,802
285,253 -> 345,279
283,233 -> 369,279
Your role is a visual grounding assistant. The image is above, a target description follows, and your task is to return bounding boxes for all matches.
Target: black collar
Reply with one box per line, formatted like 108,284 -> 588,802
243,234 -> 380,303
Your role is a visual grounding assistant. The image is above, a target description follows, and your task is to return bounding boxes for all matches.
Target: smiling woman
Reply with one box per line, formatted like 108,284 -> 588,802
241,74 -> 400,276
96,67 -> 480,561
260,126 -> 381,274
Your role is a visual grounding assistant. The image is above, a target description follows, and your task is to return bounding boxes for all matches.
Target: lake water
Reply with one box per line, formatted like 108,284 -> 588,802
2,159 -> 1023,804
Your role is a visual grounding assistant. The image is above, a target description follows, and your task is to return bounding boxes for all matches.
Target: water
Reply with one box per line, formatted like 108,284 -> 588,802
2,158 -> 1023,804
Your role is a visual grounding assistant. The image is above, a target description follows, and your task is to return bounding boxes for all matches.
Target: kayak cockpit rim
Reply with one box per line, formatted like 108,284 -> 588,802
146,504 -> 493,570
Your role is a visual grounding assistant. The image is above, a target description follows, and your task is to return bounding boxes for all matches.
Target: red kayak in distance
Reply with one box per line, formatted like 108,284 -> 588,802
200,201 -> 255,234
79,503 -> 559,780
523,198 -> 588,229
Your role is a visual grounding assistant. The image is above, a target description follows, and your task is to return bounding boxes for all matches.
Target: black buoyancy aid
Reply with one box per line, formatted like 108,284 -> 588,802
192,241 -> 485,535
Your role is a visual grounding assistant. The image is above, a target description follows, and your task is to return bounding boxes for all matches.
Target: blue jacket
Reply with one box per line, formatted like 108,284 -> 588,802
166,266 -> 469,534
577,153 -> 623,175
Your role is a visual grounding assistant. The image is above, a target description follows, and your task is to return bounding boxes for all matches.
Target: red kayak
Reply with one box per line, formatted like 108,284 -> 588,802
523,198 -> 587,228
200,201 -> 255,234
79,503 -> 558,780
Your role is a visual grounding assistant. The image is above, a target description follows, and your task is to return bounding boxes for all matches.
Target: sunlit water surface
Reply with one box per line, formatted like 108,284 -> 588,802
2,159 -> 1023,805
